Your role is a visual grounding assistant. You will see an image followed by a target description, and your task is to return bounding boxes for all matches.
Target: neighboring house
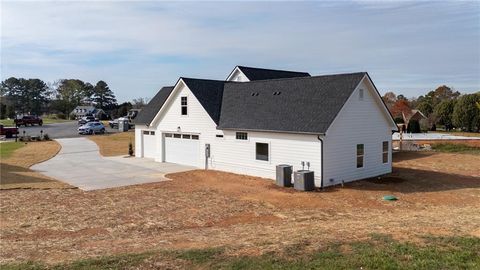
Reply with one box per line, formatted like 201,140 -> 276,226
71,106 -> 106,119
135,66 -> 397,188
402,109 -> 427,130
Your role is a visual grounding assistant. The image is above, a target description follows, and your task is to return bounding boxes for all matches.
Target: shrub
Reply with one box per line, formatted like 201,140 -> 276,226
43,134 -> 50,141
128,142 -> 134,156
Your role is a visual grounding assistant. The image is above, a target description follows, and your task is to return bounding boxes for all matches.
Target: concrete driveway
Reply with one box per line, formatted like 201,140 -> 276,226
32,137 -> 194,191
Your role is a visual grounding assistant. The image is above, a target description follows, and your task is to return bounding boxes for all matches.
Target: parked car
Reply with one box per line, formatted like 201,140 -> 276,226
78,122 -> 106,135
108,118 -> 120,128
0,124 -> 19,138
14,115 -> 43,126
78,115 -> 97,125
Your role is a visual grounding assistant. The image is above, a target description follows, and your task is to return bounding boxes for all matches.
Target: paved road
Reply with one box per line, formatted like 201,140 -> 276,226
32,137 -> 194,191
18,121 -> 119,139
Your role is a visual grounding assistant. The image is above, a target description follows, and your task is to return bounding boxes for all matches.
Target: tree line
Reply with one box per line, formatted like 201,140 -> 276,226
0,77 -> 146,120
383,85 -> 480,132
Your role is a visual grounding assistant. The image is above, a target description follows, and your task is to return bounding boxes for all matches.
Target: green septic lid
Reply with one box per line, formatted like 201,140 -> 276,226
383,195 -> 398,201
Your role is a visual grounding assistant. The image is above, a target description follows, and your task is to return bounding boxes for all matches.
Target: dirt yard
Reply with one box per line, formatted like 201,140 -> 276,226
88,131 -> 135,156
0,151 -> 479,264
0,141 -> 72,189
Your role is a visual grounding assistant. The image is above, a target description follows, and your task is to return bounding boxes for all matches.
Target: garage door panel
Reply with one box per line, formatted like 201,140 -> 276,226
164,133 -> 200,167
142,131 -> 157,158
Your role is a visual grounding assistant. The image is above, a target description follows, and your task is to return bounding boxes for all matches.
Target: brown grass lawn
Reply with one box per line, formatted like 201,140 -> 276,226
0,150 -> 479,265
0,141 -> 72,189
88,131 -> 135,156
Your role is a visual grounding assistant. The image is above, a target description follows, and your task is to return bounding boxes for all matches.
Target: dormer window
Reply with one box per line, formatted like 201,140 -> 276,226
181,96 -> 188,115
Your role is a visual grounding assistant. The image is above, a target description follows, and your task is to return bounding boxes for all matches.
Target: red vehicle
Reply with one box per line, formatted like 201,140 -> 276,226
14,115 -> 43,126
0,124 -> 19,138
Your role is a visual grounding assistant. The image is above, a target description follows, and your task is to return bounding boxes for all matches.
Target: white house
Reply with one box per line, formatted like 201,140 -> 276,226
134,66 -> 398,187
70,106 -> 106,119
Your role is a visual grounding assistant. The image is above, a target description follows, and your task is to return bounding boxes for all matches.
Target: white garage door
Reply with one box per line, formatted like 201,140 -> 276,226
164,133 -> 200,167
142,130 -> 157,158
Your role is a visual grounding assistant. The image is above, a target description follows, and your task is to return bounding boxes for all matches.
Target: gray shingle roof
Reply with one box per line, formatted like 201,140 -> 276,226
134,86 -> 174,125
218,72 -> 367,134
237,66 -> 311,81
181,78 -> 225,125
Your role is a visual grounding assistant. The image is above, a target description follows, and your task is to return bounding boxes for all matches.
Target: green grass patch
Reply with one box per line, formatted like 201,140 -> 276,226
0,142 -> 25,159
1,236 -> 479,270
431,143 -> 480,154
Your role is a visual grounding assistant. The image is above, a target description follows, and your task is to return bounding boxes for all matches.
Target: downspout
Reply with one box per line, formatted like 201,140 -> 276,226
317,135 -> 324,189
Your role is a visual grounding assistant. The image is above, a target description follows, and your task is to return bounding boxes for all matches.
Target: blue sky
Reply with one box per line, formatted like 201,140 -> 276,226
1,1 -> 479,102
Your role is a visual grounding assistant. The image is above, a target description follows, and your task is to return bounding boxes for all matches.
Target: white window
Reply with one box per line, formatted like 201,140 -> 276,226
382,141 -> 389,163
236,132 -> 248,140
181,96 -> 188,115
256,143 -> 269,161
359,89 -> 364,100
356,144 -> 364,168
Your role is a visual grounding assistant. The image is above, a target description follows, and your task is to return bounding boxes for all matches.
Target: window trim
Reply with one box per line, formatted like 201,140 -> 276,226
181,96 -> 188,116
236,132 -> 248,140
382,141 -> 389,164
255,142 -> 270,162
356,144 -> 364,168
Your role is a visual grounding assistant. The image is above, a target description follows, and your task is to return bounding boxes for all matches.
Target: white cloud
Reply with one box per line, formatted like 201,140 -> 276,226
1,0 -> 479,102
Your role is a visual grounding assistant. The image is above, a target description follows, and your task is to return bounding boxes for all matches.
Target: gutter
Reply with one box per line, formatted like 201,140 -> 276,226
217,126 -> 326,136
317,135 -> 324,189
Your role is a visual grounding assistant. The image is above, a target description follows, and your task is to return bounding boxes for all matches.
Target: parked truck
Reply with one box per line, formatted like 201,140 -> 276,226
14,115 -> 43,126
0,124 -> 19,138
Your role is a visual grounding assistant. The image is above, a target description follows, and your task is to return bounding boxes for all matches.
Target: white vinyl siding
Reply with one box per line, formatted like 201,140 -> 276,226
323,78 -> 392,186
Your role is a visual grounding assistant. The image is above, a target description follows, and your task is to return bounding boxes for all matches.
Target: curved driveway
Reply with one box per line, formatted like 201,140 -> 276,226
32,138 -> 193,191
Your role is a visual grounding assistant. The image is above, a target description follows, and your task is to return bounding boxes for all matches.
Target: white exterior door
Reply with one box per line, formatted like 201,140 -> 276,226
142,130 -> 157,158
164,133 -> 200,167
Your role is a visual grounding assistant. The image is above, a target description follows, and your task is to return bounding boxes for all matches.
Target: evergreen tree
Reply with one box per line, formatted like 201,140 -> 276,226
93,81 -> 117,109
